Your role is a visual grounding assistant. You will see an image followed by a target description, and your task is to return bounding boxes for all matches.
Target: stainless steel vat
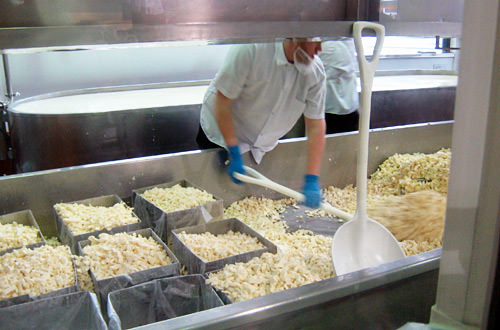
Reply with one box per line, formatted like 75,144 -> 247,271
7,84 -> 204,173
6,76 -> 455,174
0,121 -> 453,329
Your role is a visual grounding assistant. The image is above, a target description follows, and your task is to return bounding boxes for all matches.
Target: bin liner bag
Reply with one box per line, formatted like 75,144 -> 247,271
108,274 -> 223,330
0,291 -> 107,330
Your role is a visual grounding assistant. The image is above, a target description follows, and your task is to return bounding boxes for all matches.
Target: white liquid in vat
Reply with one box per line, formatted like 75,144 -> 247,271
366,75 -> 457,92
10,75 -> 457,115
11,85 -> 209,115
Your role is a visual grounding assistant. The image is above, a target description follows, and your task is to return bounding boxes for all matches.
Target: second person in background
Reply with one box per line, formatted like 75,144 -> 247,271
318,39 -> 360,134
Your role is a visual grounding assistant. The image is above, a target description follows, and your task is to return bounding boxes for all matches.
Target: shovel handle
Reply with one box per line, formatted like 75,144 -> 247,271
353,22 -> 385,92
353,21 -> 385,217
234,166 -> 352,221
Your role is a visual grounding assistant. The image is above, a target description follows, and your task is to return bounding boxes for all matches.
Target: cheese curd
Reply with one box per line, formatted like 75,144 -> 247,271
400,239 -> 442,256
0,245 -> 75,300
369,148 -> 451,196
82,232 -> 172,280
209,149 -> 452,302
310,149 -> 451,254
367,190 -> 446,242
0,222 -> 42,252
141,184 -> 216,213
54,202 -> 139,235
177,230 -> 265,262
44,236 -> 62,247
207,252 -> 330,302
214,196 -> 334,301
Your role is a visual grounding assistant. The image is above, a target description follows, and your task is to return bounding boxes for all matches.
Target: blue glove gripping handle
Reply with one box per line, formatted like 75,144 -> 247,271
302,174 -> 322,208
227,145 -> 246,184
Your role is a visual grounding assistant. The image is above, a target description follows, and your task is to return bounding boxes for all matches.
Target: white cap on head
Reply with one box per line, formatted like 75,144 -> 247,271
291,36 -> 322,42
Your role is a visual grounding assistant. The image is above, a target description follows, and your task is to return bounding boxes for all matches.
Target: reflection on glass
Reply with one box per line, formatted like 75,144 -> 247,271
380,0 -> 399,19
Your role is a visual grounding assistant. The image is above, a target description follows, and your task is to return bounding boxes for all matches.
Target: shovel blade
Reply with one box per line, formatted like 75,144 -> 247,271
331,216 -> 405,275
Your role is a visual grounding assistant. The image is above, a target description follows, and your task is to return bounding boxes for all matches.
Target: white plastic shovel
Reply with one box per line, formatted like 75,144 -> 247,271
331,22 -> 405,275
234,166 -> 352,221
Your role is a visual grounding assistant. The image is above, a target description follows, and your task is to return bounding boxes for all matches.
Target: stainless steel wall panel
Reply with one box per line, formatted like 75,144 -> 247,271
378,0 -> 463,37
0,0 -> 348,27
4,46 -> 225,99
0,0 -> 464,51
0,22 -> 462,53
0,22 -> 356,51
346,0 -> 380,21
379,0 -> 464,24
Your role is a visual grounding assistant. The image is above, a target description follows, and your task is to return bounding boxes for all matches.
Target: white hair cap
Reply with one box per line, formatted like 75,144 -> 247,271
292,37 -> 322,42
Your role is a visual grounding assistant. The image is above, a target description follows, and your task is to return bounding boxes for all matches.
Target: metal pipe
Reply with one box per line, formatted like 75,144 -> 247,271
1,52 -> 19,106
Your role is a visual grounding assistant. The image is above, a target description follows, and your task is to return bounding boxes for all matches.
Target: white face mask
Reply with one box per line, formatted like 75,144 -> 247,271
293,46 -> 314,75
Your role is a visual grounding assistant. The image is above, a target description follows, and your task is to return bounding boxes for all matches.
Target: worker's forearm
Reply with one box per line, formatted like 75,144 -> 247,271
305,118 -> 326,176
214,90 -> 238,146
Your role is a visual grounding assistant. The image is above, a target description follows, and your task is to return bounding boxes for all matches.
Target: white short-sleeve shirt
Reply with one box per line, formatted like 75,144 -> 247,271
200,43 -> 326,163
319,39 -> 359,115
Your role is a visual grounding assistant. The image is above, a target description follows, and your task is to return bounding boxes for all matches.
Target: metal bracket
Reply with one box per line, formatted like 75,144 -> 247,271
2,91 -> 20,106
435,36 -> 460,52
6,91 -> 20,99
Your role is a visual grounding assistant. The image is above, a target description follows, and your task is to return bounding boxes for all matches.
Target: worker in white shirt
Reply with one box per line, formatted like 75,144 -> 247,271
318,39 -> 360,134
196,38 -> 326,208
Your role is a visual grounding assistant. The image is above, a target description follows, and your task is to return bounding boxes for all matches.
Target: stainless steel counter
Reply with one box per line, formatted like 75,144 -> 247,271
141,249 -> 441,329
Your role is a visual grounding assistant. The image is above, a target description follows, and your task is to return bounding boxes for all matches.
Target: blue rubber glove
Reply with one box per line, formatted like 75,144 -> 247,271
227,145 -> 246,184
302,174 -> 322,208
